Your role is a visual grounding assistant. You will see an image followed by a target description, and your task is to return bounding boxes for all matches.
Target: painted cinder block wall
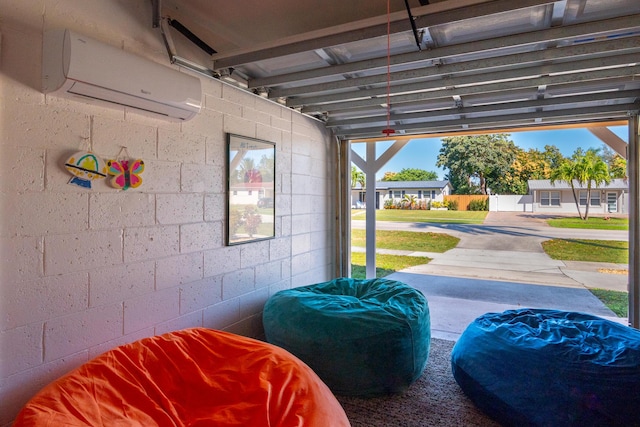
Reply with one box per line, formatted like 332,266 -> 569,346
0,1 -> 337,424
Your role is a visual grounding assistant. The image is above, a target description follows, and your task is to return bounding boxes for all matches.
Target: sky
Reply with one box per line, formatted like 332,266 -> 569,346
351,125 -> 629,181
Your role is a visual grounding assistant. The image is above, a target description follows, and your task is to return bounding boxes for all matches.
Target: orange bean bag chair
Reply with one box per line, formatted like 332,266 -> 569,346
13,328 -> 350,426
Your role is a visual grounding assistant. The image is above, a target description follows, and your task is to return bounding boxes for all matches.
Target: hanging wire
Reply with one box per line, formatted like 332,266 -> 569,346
382,0 -> 395,137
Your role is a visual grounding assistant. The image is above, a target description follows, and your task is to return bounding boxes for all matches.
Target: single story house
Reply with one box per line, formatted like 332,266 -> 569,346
528,179 -> 628,214
352,180 -> 452,209
229,181 -> 275,206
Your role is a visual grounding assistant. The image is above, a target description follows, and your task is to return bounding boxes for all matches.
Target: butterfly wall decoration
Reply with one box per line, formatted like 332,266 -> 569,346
107,158 -> 144,190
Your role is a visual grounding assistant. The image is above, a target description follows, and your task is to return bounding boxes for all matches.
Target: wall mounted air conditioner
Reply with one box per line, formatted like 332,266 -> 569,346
43,29 -> 202,121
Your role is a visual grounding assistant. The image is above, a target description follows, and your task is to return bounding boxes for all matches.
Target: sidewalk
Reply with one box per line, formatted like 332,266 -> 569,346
351,245 -> 629,292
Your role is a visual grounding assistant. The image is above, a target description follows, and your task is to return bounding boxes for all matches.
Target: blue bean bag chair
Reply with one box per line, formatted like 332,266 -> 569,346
451,309 -> 640,426
263,277 -> 430,396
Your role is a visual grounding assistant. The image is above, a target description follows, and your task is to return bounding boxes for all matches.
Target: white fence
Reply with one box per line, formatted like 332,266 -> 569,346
489,195 -> 533,212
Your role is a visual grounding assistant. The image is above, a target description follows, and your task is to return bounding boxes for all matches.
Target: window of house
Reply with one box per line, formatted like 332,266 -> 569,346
579,191 -> 587,206
393,190 -> 402,198
541,191 -> 560,206
578,191 -> 601,206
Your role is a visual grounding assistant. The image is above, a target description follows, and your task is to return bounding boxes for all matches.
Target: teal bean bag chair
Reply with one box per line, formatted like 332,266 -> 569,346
451,309 -> 640,426
263,277 -> 430,396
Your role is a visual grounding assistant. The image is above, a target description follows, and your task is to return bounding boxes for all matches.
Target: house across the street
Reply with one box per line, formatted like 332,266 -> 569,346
527,179 -> 628,214
352,180 -> 452,209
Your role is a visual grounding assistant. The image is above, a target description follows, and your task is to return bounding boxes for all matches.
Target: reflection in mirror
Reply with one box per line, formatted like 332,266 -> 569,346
227,134 -> 275,245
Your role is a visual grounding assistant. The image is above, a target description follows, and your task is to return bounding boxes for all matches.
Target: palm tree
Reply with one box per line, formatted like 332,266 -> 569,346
401,194 -> 417,210
550,159 -> 582,219
550,149 -> 610,220
351,166 -> 365,188
575,149 -> 610,220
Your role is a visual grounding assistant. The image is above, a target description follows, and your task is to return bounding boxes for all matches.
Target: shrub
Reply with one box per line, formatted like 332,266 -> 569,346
469,198 -> 488,211
447,199 -> 459,211
243,205 -> 262,237
430,200 -> 447,209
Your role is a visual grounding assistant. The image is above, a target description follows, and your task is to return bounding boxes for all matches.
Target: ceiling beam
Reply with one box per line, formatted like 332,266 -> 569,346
337,103 -> 639,139
348,120 -> 630,143
270,36 -> 640,98
299,64 -> 640,113
327,90 -> 640,127
212,0 -> 551,69
251,14 -> 640,89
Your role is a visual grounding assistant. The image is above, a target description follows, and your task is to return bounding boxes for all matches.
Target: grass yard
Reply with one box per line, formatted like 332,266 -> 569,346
353,209 -> 487,224
351,252 -> 430,279
542,239 -> 628,263
351,229 -> 460,252
589,288 -> 629,317
547,216 -> 628,230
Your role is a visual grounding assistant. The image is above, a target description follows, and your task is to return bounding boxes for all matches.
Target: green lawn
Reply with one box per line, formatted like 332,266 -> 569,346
353,209 -> 487,224
542,239 -> 628,263
547,216 -> 628,230
351,252 -> 430,279
589,288 -> 628,317
351,229 -> 460,252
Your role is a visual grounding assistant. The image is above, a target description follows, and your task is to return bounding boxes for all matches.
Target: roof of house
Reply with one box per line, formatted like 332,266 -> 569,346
528,179 -> 628,191
353,180 -> 451,190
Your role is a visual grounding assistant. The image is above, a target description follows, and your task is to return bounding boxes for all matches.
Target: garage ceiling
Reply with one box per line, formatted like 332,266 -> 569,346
159,0 -> 640,140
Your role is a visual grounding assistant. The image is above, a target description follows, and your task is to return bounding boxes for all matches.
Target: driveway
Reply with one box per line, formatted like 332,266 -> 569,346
351,211 -> 629,338
351,211 -> 628,290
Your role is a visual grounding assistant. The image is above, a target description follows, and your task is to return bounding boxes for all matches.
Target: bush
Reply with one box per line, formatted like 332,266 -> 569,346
447,199 -> 459,211
469,198 -> 488,211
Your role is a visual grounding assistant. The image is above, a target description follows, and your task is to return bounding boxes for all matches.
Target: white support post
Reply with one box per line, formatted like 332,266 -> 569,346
629,114 -> 640,329
351,139 -> 410,280
365,142 -> 377,279
338,139 -> 352,278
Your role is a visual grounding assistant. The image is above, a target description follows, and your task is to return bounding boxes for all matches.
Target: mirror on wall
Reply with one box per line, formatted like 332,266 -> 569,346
226,134 -> 276,245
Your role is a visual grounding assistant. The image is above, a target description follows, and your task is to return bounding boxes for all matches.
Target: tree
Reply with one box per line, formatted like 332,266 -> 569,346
381,168 -> 438,181
436,134 -> 517,194
237,158 -> 258,183
609,155 -> 627,179
575,149 -> 611,220
541,145 -> 565,171
400,194 -> 418,209
601,145 -> 627,179
258,154 -> 275,183
381,171 -> 397,181
550,159 -> 583,219
550,148 -> 611,220
500,147 -> 558,194
351,166 -> 365,188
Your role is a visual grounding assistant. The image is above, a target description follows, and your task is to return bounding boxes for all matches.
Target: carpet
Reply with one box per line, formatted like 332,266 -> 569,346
336,338 -> 500,427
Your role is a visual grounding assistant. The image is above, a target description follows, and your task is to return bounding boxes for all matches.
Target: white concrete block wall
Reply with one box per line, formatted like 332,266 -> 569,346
0,1 -> 337,424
